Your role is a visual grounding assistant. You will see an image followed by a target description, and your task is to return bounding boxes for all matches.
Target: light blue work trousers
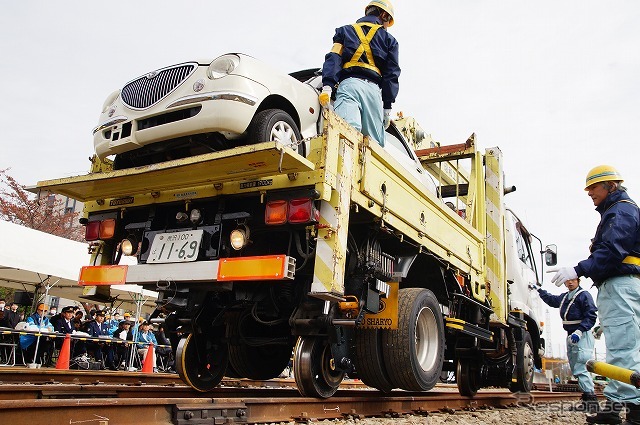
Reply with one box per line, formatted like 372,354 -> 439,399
597,275 -> 640,404
334,77 -> 385,146
566,330 -> 595,394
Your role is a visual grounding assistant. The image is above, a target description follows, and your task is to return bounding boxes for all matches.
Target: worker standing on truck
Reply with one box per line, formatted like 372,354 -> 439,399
319,0 -> 400,147
549,165 -> 640,425
537,278 -> 598,412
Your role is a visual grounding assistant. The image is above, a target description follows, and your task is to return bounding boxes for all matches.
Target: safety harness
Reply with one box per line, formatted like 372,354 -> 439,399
342,23 -> 382,75
561,288 -> 584,326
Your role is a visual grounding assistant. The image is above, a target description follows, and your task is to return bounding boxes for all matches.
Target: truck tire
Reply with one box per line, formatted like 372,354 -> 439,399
382,288 -> 445,391
248,109 -> 304,155
509,331 -> 534,393
354,328 -> 394,392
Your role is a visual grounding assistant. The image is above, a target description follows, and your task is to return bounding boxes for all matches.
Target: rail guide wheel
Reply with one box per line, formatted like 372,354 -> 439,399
293,336 -> 344,398
457,359 -> 481,397
176,333 -> 228,392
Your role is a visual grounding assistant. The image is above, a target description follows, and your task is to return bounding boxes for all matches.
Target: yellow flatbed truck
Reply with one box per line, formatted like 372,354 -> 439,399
36,109 -> 554,398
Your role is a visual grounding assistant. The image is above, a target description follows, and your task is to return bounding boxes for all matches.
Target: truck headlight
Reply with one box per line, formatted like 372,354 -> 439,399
121,236 -> 138,256
230,225 -> 250,251
190,209 -> 202,224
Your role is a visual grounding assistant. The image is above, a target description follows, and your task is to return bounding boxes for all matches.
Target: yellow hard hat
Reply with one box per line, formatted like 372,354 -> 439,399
366,0 -> 395,26
585,165 -> 624,190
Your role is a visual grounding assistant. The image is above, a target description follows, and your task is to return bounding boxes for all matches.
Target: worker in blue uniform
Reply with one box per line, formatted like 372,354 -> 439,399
538,278 -> 598,412
319,0 -> 400,147
549,165 -> 640,425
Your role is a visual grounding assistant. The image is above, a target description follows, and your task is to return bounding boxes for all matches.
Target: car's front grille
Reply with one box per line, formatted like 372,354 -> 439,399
121,63 -> 198,109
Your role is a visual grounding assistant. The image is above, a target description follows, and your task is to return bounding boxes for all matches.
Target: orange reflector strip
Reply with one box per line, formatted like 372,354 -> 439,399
79,265 -> 128,286
218,255 -> 287,281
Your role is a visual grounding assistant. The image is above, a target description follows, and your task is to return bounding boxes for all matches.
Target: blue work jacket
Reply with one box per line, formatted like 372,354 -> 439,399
19,313 -> 52,349
575,190 -> 640,285
322,15 -> 400,109
538,286 -> 597,334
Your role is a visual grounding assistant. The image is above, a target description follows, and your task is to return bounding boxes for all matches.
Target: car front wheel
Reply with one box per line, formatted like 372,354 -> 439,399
248,109 -> 304,156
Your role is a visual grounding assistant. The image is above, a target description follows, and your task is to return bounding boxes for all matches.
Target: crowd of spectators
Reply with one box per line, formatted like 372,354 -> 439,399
0,298 -> 174,372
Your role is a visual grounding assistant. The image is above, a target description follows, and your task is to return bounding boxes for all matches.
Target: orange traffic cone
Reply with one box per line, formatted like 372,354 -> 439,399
141,342 -> 155,373
56,334 -> 71,370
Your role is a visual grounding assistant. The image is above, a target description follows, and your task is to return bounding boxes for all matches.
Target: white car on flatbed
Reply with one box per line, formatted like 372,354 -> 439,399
93,53 -> 322,169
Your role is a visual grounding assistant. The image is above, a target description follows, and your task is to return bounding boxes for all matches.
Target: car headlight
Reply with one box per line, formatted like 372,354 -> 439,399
101,90 -> 121,113
207,54 -> 240,79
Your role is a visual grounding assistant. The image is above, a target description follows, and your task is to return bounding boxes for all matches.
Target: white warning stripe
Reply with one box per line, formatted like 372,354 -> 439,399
311,138 -> 354,295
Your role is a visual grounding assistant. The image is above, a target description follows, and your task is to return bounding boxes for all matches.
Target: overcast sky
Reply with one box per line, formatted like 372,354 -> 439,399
2,1 -> 638,359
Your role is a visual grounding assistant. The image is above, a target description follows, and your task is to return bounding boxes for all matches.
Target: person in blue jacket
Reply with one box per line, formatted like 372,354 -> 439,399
538,278 -> 598,412
136,321 -> 158,371
19,303 -> 54,365
550,165 -> 640,425
319,0 -> 400,147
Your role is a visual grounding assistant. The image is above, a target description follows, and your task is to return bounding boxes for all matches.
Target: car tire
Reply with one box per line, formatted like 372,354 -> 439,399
248,109 -> 304,156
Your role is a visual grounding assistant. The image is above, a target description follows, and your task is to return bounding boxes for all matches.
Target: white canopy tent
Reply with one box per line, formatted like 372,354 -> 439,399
0,220 -> 156,313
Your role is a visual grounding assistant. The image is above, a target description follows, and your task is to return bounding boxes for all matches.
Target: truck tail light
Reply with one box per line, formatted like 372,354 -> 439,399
100,219 -> 116,239
265,200 -> 288,225
85,218 -> 117,241
85,221 -> 100,241
288,198 -> 315,224
266,198 -> 318,225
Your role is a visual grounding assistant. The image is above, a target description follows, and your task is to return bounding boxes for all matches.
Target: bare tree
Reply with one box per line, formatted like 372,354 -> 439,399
0,169 -> 84,241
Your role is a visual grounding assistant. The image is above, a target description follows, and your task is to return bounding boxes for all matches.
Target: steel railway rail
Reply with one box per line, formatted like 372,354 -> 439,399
0,369 -> 585,424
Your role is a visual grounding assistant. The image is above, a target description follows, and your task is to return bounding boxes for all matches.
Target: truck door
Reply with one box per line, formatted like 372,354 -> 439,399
504,210 -> 540,315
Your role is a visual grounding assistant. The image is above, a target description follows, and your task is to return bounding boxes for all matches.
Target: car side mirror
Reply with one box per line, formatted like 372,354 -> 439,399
544,244 -> 557,266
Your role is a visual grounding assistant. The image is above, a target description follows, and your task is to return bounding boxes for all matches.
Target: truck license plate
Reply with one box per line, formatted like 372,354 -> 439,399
147,229 -> 204,264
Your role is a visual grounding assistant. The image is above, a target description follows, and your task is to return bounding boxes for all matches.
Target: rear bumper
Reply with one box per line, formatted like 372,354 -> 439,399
78,255 -> 295,285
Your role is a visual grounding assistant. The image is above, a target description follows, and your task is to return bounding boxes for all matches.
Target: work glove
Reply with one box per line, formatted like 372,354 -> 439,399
319,85 -> 332,108
547,266 -> 577,287
383,109 -> 392,129
592,324 -> 603,340
569,330 -> 582,344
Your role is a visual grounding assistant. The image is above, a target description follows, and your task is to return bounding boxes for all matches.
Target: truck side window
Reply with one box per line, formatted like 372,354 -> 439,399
514,222 -> 536,271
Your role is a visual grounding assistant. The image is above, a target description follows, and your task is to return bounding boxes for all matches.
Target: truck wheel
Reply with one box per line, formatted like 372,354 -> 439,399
509,331 -> 534,393
382,288 -> 445,391
248,109 -> 304,155
176,333 -> 228,392
457,359 -> 480,397
354,328 -> 394,392
293,336 -> 344,398
227,312 -> 293,380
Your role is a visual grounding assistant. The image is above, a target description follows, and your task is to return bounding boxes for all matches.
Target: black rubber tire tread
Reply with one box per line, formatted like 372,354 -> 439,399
248,109 -> 304,155
509,331 -> 534,393
227,312 -> 293,380
381,287 -> 445,391
353,328 -> 394,392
